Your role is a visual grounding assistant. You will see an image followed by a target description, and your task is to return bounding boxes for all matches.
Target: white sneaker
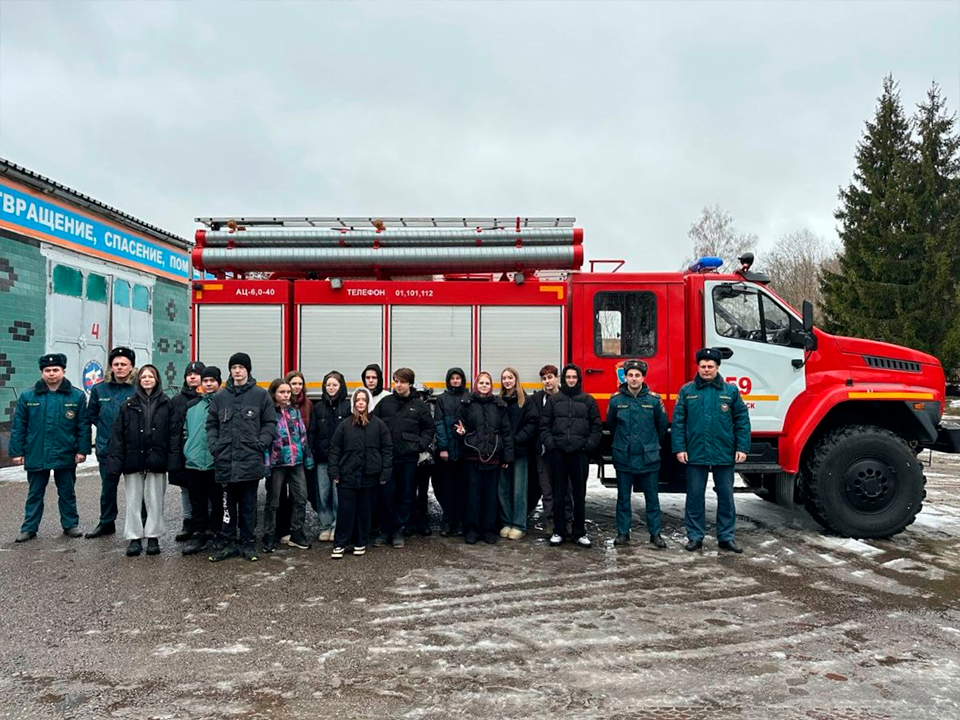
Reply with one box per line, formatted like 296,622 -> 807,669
499,526 -> 511,538
279,535 -> 292,546
549,533 -> 563,546
507,528 -> 526,540
576,535 -> 591,548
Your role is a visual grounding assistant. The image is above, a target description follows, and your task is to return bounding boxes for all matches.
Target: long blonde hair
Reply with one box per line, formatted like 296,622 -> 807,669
351,388 -> 371,426
499,367 -> 526,407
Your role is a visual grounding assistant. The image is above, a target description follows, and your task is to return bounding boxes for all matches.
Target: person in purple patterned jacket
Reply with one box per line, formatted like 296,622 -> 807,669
263,378 -> 314,553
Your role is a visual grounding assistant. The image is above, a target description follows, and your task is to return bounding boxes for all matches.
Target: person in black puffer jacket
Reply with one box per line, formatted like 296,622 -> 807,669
372,367 -> 435,547
455,372 -> 514,545
309,371 -> 351,542
539,363 -> 601,547
328,388 -> 393,557
168,360 -> 205,541
434,367 -> 467,536
206,353 -> 277,562
498,367 -> 538,540
104,364 -> 181,557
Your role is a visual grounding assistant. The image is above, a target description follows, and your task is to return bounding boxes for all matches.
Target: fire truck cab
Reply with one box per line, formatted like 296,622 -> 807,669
190,217 -> 960,540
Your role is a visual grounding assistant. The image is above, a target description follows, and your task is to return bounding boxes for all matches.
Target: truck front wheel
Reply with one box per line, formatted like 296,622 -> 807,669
804,425 -> 926,538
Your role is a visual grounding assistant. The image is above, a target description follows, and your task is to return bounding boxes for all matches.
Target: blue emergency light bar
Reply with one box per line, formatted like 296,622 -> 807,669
688,256 -> 724,273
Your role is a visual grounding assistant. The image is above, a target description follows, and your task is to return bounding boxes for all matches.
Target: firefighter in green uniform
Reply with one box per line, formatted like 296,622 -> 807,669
9,353 -> 92,543
672,347 -> 751,553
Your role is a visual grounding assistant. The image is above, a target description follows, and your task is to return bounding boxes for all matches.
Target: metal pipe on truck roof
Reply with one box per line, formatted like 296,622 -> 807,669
193,244 -> 583,274
199,227 -> 583,248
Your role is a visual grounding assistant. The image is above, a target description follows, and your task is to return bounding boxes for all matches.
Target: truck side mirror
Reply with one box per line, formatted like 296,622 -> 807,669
802,300 -> 814,333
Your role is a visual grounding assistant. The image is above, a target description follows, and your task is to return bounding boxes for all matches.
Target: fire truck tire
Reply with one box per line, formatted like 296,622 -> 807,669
804,424 -> 926,538
741,473 -> 778,504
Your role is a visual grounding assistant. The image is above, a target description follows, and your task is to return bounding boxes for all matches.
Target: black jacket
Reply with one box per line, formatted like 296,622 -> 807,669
455,392 -> 515,465
434,367 -> 467,462
206,377 -> 277,483
373,391 -> 435,463
539,364 -> 602,454
502,392 -> 539,459
103,388 -> 180,482
328,416 -> 393,488
309,372 -> 351,463
168,384 -> 200,486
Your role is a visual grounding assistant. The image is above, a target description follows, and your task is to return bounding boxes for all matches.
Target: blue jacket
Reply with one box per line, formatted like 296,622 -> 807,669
606,383 -> 668,474
9,378 -> 91,471
84,371 -> 136,456
671,374 -> 751,466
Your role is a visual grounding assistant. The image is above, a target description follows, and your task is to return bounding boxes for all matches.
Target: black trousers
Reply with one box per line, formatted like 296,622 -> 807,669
275,477 -> 292,538
464,461 -> 499,539
435,458 -> 465,525
185,469 -> 222,535
413,462 -> 432,526
372,476 -> 394,537
220,480 -> 258,545
391,461 -> 417,533
550,450 -> 588,539
335,483 -> 375,548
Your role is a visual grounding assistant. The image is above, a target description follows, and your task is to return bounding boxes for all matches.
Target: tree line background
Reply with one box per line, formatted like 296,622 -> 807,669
687,76 -> 960,381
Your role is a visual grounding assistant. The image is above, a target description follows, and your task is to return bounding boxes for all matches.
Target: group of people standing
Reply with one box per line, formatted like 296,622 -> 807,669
7,345 -> 751,559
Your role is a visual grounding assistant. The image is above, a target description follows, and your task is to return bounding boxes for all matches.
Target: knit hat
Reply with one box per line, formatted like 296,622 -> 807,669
183,360 -> 206,378
200,366 -> 222,385
228,352 -> 252,373
39,353 -> 67,370
695,347 -> 723,365
108,346 -> 136,365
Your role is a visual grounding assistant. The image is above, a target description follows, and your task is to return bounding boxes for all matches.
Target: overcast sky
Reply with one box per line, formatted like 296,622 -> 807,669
1,0 -> 957,271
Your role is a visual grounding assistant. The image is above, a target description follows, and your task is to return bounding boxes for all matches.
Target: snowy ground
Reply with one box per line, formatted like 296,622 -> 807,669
1,429 -> 959,719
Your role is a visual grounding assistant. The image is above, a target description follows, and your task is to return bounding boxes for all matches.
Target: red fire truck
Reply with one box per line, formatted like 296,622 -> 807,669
190,217 -> 960,540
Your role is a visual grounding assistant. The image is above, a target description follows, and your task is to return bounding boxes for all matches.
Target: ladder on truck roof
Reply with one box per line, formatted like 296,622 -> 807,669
195,216 -> 576,231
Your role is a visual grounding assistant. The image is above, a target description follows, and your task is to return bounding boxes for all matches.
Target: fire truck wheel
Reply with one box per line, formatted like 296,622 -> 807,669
804,424 -> 926,539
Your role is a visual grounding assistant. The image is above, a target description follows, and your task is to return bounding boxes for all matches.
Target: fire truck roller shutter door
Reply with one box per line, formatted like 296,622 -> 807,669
299,305 -> 383,396
480,306 -> 563,390
196,304 -> 284,384
390,306 -> 472,390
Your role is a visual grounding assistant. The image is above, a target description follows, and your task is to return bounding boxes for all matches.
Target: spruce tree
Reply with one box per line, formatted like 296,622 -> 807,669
821,76 -> 922,347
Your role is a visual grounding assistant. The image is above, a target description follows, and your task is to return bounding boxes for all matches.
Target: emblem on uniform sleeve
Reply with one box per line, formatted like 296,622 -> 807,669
66,410 -> 76,419
720,404 -> 729,412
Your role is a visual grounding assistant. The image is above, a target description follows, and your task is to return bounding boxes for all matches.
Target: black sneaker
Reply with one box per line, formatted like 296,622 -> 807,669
392,532 -> 405,548
175,521 -> 193,542
483,534 -> 497,545
146,538 -> 160,555
372,534 -> 387,547
614,533 -> 631,546
85,523 -> 115,539
208,542 -> 240,562
262,534 -> 277,554
464,532 -> 479,545
650,534 -> 667,549
241,544 -> 259,562
288,532 -> 312,550
331,546 -> 345,559
126,539 -> 142,557
353,546 -> 366,556
182,535 -> 209,556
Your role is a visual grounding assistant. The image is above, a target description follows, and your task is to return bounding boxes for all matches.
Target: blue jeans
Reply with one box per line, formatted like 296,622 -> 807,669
21,468 -> 79,533
498,456 -> 528,531
616,470 -> 661,536
684,464 -> 736,542
317,463 -> 338,532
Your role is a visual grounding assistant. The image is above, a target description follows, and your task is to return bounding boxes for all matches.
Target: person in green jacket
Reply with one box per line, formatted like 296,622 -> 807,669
9,353 -> 91,543
672,347 -> 751,553
606,359 -> 668,548
179,366 -> 223,556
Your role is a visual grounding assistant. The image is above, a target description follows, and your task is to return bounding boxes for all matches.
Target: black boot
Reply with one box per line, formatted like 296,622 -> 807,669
126,539 -> 142,557
650,534 -> 667,549
85,522 -> 116,539
182,534 -> 209,556
614,533 -> 630,546
718,540 -> 743,554
685,538 -> 703,552
146,538 -> 160,555
175,521 -> 193,542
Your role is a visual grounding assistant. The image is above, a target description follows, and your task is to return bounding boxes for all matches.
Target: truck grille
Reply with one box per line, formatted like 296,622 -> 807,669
863,355 -> 922,373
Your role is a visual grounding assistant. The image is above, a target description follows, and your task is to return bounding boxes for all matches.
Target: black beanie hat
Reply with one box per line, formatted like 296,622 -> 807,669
228,352 -> 252,373
184,361 -> 206,378
695,347 -> 723,365
39,353 -> 67,370
108,346 -> 136,365
200,366 -> 222,384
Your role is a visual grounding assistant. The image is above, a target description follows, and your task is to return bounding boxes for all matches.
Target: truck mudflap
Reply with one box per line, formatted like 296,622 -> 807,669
934,424 -> 960,454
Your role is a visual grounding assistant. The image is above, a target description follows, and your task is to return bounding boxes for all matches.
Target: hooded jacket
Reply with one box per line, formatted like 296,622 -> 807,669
455,391 -> 515,465
607,382 -> 669,474
182,392 -> 214,471
206,376 -> 278,483
671,373 -> 751,465
168,383 -> 200,486
434,367 -> 467,461
502,391 -> 539,459
373,388 -> 435,463
539,364 -> 602,454
328,393 -> 393,488
309,371 -> 351,463
269,405 -> 313,469
10,378 -> 91,471
103,383 -> 180,482
361,363 -> 389,411
84,368 -> 136,456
